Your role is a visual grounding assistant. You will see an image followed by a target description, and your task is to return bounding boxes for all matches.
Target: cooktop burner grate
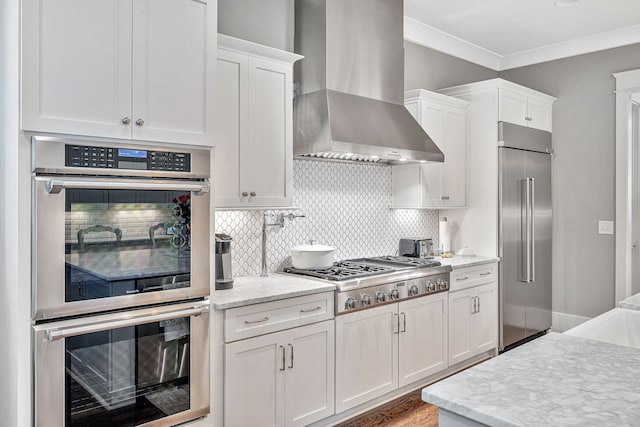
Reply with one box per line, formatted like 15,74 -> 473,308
283,261 -> 394,281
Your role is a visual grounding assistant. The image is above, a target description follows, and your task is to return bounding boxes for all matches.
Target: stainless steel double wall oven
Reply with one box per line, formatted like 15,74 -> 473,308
31,136 -> 211,427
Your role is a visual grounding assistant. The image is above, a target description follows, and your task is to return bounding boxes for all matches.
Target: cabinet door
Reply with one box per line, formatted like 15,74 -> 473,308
418,102 -> 444,206
498,89 -> 528,127
472,283 -> 497,355
448,288 -> 474,366
440,108 -> 466,207
284,321 -> 335,427
242,57 -> 293,207
527,97 -> 553,132
215,50 -> 248,207
22,0 -> 132,139
131,0 -> 212,145
225,332 -> 285,427
335,304 -> 398,413
398,293 -> 448,387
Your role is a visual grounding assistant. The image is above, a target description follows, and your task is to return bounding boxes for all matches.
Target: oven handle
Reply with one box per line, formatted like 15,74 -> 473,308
43,304 -> 209,341
45,178 -> 209,195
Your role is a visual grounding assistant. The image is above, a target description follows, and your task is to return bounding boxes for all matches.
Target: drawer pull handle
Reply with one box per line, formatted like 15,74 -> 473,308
244,317 -> 269,325
457,276 -> 470,282
300,306 -> 322,313
480,272 -> 492,276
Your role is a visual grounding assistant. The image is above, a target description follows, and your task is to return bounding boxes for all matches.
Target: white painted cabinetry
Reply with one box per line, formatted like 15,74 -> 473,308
223,293 -> 334,427
393,90 -> 469,209
498,87 -> 553,132
335,292 -> 448,412
448,263 -> 498,366
22,0 -> 215,146
215,35 -> 302,208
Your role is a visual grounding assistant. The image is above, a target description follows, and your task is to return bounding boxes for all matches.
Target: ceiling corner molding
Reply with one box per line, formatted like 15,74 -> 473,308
403,17 -> 502,71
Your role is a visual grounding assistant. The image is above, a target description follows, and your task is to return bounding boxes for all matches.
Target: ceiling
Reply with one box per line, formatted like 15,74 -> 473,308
404,0 -> 640,70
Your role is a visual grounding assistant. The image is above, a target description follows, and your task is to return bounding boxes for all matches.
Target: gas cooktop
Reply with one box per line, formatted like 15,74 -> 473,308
283,256 -> 451,315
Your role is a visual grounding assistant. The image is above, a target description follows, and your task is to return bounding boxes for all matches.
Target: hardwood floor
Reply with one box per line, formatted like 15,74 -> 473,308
335,390 -> 438,427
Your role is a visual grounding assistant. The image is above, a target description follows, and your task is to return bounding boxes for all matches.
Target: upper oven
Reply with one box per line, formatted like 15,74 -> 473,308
32,136 -> 211,321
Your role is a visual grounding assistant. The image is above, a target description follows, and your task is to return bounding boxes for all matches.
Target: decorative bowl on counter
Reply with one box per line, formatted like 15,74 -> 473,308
290,240 -> 336,269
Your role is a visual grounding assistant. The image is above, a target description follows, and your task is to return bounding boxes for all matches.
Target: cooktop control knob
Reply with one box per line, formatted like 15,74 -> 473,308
437,279 -> 448,290
375,291 -> 387,303
361,294 -> 372,306
345,298 -> 357,310
409,285 -> 419,296
389,289 -> 400,300
427,281 -> 436,292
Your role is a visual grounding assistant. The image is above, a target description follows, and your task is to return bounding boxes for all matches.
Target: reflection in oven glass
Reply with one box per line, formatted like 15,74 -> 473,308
65,317 -> 191,426
64,189 -> 193,303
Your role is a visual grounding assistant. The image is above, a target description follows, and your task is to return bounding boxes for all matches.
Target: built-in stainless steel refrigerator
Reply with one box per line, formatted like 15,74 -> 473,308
498,122 -> 552,351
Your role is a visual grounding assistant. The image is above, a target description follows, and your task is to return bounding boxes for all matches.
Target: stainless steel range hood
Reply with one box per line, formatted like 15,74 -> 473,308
294,0 -> 444,164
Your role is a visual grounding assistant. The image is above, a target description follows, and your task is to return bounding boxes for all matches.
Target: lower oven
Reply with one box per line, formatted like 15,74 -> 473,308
31,136 -> 211,320
33,299 -> 210,427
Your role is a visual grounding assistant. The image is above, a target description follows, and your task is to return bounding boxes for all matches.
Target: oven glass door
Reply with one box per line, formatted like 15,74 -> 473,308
34,177 -> 210,320
34,301 -> 210,427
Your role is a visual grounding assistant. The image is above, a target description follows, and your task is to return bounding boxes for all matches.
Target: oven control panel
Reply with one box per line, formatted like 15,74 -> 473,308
65,144 -> 191,172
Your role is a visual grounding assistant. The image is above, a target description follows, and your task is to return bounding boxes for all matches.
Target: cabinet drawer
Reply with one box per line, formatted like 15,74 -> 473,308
450,263 -> 497,292
224,292 -> 334,342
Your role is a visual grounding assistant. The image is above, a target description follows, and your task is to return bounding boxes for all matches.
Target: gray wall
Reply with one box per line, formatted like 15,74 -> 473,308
218,0 -> 294,51
404,41 -> 498,91
500,43 -> 640,319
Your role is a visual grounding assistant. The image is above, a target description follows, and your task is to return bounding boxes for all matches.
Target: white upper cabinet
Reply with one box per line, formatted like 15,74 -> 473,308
392,90 -> 469,209
215,35 -> 302,209
22,0 -> 215,146
498,86 -> 553,132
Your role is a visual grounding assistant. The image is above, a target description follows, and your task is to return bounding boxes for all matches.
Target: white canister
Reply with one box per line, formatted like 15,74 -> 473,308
439,217 -> 451,253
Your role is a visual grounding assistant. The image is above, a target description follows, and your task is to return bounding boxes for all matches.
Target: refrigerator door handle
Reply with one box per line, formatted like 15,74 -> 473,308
529,178 -> 536,283
520,179 -> 531,283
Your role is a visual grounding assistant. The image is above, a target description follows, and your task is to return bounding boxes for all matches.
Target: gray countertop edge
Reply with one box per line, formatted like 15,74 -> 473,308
421,391 -> 518,427
435,255 -> 499,270
212,273 -> 336,310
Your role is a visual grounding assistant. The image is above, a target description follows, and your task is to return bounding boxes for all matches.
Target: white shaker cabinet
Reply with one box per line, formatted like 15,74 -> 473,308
335,292 -> 448,412
22,0 -> 215,146
498,86 -> 553,132
223,293 -> 335,427
448,263 -> 498,366
392,90 -> 469,209
215,35 -> 303,208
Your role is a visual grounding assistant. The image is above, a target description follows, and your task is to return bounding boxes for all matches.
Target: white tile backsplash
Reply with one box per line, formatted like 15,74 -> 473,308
215,160 -> 439,276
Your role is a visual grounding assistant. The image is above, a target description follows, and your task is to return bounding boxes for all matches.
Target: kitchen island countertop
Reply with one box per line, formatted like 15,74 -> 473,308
435,255 -> 499,269
422,332 -> 640,427
212,273 -> 336,310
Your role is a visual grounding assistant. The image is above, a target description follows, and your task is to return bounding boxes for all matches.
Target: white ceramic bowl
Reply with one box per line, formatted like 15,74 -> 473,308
290,241 -> 336,269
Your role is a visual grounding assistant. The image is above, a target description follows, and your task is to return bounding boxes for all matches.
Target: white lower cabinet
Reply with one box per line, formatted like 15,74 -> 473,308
224,320 -> 335,427
448,266 -> 498,366
335,292 -> 448,413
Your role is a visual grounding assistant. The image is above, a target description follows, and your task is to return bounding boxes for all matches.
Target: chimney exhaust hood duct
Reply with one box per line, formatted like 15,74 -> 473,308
293,0 -> 444,164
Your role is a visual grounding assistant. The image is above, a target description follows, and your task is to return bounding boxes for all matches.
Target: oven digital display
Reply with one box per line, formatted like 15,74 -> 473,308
118,148 -> 148,159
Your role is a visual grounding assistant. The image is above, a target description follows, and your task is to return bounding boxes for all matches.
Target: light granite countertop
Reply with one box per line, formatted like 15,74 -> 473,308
435,255 -> 499,270
212,273 -> 336,310
619,292 -> 640,310
422,332 -> 640,427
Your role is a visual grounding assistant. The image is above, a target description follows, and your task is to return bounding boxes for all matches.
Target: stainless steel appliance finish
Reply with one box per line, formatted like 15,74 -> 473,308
33,299 -> 210,427
498,122 -> 552,350
215,233 -> 233,290
32,136 -> 211,320
284,256 -> 451,315
399,238 -> 434,258
293,0 -> 444,164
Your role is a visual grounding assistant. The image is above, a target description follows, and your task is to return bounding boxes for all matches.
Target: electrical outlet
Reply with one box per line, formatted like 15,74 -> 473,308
598,220 -> 614,235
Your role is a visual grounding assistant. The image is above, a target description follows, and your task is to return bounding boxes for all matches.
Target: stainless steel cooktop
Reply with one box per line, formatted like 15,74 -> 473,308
283,256 -> 451,315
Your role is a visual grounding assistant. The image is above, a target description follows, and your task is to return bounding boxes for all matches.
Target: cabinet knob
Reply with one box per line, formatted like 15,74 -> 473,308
250,191 -> 256,197
441,195 -> 450,200
121,117 -> 131,125
135,118 -> 145,126
242,191 -> 249,197
525,117 -> 532,121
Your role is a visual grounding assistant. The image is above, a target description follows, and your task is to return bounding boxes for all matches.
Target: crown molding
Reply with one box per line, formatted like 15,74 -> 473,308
404,17 -> 640,71
403,17 -> 502,71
